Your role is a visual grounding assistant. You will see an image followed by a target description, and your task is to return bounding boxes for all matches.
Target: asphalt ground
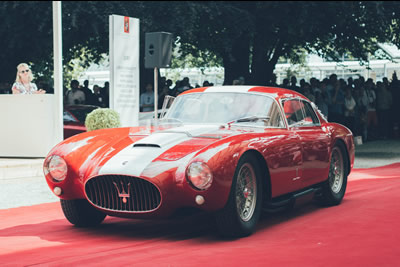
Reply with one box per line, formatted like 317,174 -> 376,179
353,138 -> 400,168
0,138 -> 399,210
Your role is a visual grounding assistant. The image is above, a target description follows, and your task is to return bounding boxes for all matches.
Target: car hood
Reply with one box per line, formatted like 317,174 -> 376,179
51,123 -> 253,179
97,124 -> 241,177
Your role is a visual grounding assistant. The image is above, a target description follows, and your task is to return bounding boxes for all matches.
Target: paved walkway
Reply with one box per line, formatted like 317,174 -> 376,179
354,139 -> 400,168
0,158 -> 44,180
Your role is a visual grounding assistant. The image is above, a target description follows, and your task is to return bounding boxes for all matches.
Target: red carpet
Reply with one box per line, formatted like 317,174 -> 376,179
1,164 -> 400,266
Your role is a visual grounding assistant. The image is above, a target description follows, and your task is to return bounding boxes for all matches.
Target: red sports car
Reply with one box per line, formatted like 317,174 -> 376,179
44,86 -> 354,237
63,105 -> 99,139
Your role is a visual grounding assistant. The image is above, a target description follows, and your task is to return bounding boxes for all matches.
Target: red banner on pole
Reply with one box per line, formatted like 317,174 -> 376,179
124,16 -> 129,33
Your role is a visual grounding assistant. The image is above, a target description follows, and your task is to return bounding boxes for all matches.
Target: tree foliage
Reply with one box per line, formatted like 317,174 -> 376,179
1,1 -> 400,87
173,1 -> 400,84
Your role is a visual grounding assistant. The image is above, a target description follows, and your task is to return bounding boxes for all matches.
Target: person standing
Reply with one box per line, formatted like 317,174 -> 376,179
11,63 -> 46,94
376,81 -> 392,139
365,79 -> 378,140
92,84 -> 106,107
354,86 -> 369,142
329,80 -> 345,124
101,82 -> 110,107
344,86 -> 356,133
315,81 -> 330,119
65,80 -> 85,105
81,80 -> 95,105
289,76 -> 301,93
140,83 -> 154,112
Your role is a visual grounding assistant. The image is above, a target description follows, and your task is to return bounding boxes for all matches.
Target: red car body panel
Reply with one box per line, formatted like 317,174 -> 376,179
45,86 -> 355,219
63,123 -> 87,139
63,105 -> 99,139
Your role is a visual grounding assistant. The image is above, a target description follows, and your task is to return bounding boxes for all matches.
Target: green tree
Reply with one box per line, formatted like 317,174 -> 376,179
2,1 -> 400,88
173,1 -> 400,85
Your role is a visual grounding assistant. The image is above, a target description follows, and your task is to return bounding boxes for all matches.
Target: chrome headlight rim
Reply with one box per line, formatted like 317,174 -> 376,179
44,155 -> 68,182
186,161 -> 213,191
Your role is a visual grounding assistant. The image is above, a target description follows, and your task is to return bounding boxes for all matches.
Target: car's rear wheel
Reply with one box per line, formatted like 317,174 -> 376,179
215,154 -> 262,237
61,199 -> 106,227
318,143 -> 348,206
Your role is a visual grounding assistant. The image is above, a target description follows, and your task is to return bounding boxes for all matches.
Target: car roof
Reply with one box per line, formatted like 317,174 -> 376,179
180,86 -> 308,101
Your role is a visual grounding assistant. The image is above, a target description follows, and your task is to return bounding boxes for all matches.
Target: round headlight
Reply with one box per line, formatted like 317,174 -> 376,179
186,162 -> 213,190
46,155 -> 68,182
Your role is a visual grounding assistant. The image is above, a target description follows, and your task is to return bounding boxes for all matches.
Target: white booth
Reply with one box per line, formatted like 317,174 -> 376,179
0,94 -> 63,157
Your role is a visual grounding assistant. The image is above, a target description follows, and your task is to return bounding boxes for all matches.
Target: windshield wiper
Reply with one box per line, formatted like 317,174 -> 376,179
227,116 -> 270,126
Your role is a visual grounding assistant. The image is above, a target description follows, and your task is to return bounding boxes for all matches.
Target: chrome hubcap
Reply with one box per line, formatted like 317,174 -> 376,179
329,147 -> 344,194
236,163 -> 257,222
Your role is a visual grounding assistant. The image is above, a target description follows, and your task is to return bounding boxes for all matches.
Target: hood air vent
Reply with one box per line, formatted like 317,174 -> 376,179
133,144 -> 161,148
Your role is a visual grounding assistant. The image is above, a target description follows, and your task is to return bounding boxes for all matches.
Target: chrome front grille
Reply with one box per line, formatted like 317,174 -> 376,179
85,175 -> 161,212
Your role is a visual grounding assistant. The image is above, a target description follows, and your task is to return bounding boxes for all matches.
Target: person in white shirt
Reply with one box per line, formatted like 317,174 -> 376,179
140,83 -> 154,112
65,80 -> 85,105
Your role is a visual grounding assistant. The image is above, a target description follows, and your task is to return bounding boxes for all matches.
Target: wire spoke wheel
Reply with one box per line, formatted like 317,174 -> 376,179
235,163 -> 257,222
317,143 -> 348,206
329,147 -> 344,194
215,154 -> 262,237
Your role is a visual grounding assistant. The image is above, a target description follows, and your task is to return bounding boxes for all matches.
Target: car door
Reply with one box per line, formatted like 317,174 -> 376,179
286,99 -> 331,188
248,98 -> 303,197
266,99 -> 305,196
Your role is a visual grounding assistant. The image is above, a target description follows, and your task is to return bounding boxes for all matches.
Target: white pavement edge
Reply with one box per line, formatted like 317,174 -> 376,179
0,158 -> 44,180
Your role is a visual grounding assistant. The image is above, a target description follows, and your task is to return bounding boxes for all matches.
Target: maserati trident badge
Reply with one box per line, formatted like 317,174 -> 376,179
113,181 -> 131,204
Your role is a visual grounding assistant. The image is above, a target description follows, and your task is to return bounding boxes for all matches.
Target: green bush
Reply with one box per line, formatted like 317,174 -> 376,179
85,108 -> 121,131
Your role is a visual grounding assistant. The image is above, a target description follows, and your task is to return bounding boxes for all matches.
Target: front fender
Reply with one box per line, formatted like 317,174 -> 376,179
177,136 -> 260,211
327,123 -> 355,174
44,128 -> 136,199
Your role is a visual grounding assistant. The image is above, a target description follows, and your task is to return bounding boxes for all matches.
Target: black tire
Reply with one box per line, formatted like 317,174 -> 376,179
215,153 -> 263,237
318,142 -> 348,206
60,199 -> 106,227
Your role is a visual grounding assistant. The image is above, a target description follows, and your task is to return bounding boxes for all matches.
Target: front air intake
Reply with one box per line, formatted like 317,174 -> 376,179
85,175 -> 161,212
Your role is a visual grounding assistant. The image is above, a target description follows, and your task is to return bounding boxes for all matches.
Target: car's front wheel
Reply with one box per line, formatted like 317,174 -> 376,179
61,199 -> 106,227
215,154 -> 262,237
318,143 -> 348,206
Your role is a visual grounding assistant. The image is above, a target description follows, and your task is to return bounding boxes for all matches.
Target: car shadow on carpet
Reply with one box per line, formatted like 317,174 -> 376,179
0,198 -> 339,244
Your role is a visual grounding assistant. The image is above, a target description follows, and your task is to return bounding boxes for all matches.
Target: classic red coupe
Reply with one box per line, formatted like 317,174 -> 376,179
44,86 -> 354,237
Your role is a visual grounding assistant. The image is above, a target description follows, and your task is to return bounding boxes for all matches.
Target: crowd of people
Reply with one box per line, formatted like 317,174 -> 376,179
5,63 -> 400,142
275,73 -> 400,142
143,73 -> 400,142
64,79 -> 109,108
140,76 -> 214,111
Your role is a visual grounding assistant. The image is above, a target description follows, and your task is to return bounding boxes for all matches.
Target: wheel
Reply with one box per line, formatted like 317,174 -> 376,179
318,143 -> 348,206
215,154 -> 262,237
60,199 -> 106,227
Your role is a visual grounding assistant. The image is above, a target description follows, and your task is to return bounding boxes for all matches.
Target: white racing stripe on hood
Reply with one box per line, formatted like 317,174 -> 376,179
98,124 -> 220,177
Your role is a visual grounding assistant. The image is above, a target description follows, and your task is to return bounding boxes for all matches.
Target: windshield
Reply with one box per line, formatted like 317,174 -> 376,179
162,92 -> 284,127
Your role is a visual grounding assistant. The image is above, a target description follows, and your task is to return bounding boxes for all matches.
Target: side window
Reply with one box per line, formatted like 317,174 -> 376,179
269,102 -> 285,128
302,101 -> 319,125
283,99 -> 305,126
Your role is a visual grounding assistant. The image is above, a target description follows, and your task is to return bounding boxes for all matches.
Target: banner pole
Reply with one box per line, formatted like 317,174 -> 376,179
154,66 -> 158,123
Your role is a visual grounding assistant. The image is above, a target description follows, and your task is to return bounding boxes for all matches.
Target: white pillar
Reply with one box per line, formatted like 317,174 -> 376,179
52,1 -> 63,143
